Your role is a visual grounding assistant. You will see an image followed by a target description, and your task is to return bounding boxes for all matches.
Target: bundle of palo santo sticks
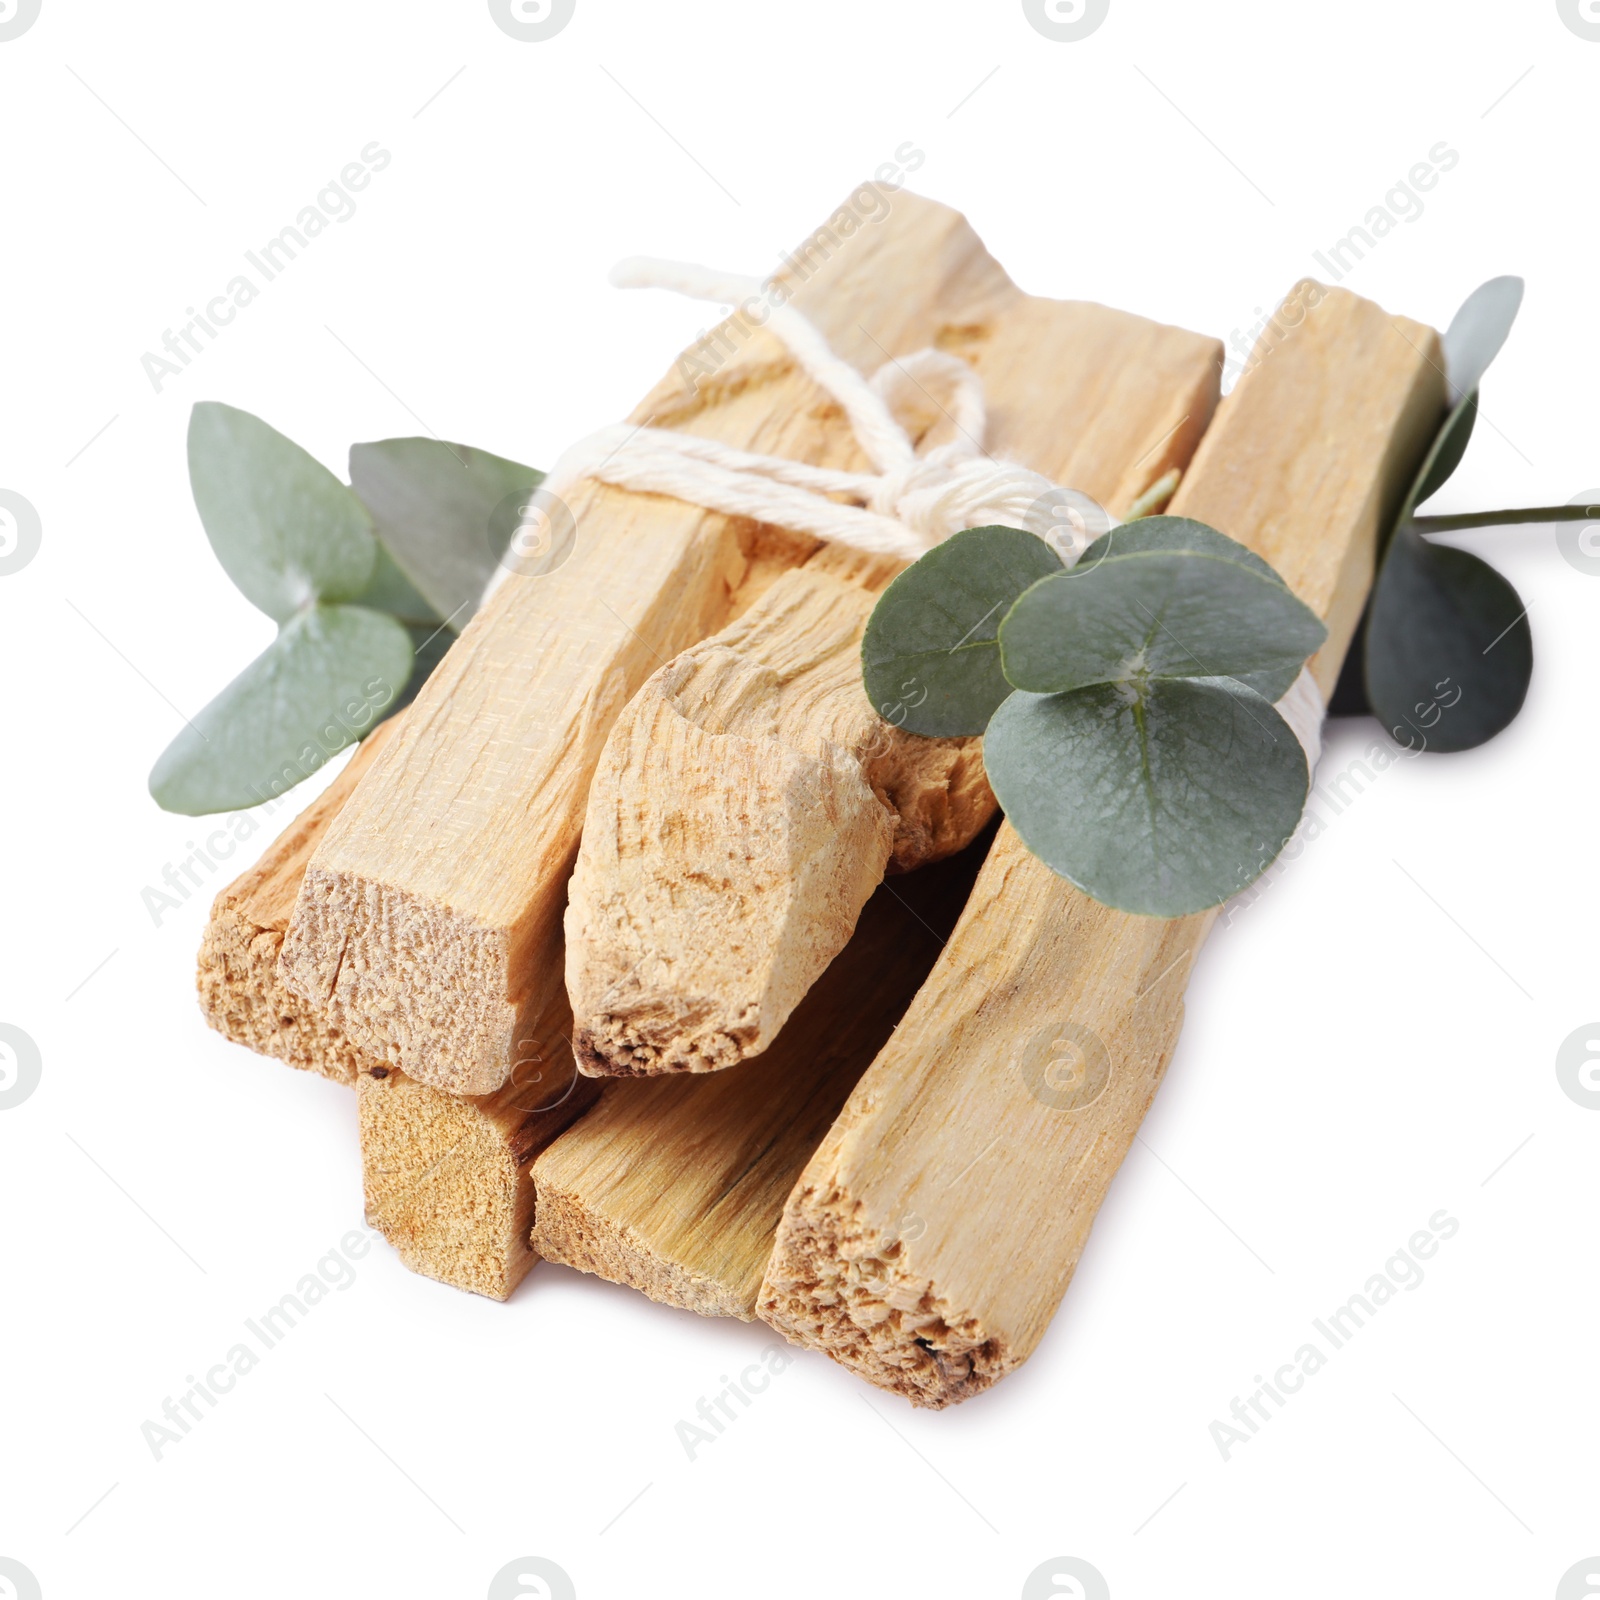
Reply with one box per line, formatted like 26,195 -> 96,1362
197,188 -> 1444,1407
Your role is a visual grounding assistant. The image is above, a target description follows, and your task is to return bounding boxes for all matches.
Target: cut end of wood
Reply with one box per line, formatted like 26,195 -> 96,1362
280,864 -> 539,1096
572,1015 -> 752,1079
279,189 -> 1020,1100
197,900 -> 366,1086
564,564 -> 993,1079
545,840 -> 991,1324
760,281 -> 1446,1405
359,1067 -> 530,1300
759,1169 -> 1010,1409
359,1053 -> 598,1302
866,724 -> 996,877
565,636 -> 888,1078
196,721 -> 404,1086
563,289 -> 1223,1083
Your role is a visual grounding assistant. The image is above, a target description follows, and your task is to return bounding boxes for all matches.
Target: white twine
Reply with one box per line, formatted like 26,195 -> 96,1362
486,254 -> 1325,770
484,256 -> 1109,585
1275,661 -> 1324,772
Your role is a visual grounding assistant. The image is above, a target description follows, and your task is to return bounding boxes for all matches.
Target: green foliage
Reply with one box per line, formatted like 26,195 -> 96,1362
1073,518 -> 1305,698
149,606 -> 413,815
1351,276 -> 1537,752
1364,528 -> 1531,753
187,402 -> 377,620
863,276 -> 1566,912
1440,275 -> 1524,404
1000,518 -> 1323,702
985,678 -> 1310,917
861,515 -> 1324,915
150,405 -> 542,815
860,525 -> 1064,737
1409,390 -> 1478,515
347,438 -> 544,626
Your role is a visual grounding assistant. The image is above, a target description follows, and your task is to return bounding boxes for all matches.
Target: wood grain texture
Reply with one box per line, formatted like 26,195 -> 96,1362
278,188 -> 1024,1095
357,1007 -> 599,1301
758,282 -> 1448,1406
198,707 -> 600,1299
532,834 -> 989,1317
196,719 -> 401,1085
566,298 -> 1224,1077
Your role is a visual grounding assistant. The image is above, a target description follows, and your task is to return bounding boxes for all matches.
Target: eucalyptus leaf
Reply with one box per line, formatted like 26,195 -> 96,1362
1442,276 -> 1524,404
860,524 -> 1064,736
149,605 -> 414,815
984,678 -> 1310,917
1364,526 -> 1531,753
1075,515 -> 1287,588
1410,390 -> 1478,511
1327,607 -> 1372,717
1358,275 -> 1533,751
355,540 -> 445,627
348,438 -> 544,627
999,547 -> 1325,698
389,620 -> 455,715
1073,516 -> 1308,700
1388,277 -> 1520,526
188,402 -> 376,621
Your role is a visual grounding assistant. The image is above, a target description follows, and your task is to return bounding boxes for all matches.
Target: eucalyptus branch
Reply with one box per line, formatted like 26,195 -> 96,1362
1414,503 -> 1596,535
1123,467 -> 1182,522
148,403 -> 543,815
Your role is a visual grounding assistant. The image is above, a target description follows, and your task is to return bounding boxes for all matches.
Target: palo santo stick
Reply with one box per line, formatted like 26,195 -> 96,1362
198,719 -> 402,1085
531,835 -> 988,1316
280,188 -> 1023,1095
357,1008 -> 599,1300
759,281 -> 1449,1406
566,299 -> 1224,1076
199,707 -> 598,1297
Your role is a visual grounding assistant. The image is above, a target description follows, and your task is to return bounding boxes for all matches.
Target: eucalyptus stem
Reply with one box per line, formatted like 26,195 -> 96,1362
1414,503 -> 1596,534
1124,467 -> 1182,522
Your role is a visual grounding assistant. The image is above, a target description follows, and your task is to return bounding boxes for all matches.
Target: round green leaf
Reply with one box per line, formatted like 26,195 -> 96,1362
187,402 -> 377,621
1365,527 -> 1531,754
1410,390 -> 1478,512
999,548 -> 1325,697
984,679 -> 1310,917
1442,276 -> 1523,405
354,540 -> 445,627
1327,607 -> 1372,718
1072,517 -> 1309,700
1075,515 -> 1287,587
1359,277 -> 1530,749
861,524 -> 1065,737
1383,278 -> 1520,539
149,605 -> 414,815
389,620 -> 455,714
348,438 -> 544,628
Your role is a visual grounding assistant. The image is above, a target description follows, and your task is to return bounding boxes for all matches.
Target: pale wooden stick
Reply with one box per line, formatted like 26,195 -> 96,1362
201,708 -> 600,1297
532,835 -> 988,1316
198,718 -> 402,1085
566,300 -> 1224,1076
357,1013 -> 599,1300
759,282 -> 1449,1406
279,189 -> 1024,1096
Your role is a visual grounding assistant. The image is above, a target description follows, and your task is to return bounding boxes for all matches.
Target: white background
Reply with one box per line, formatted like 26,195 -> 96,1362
2,2 -> 1596,1597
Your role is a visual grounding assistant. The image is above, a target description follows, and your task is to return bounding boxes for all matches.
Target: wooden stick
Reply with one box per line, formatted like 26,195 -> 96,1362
357,1017 -> 599,1301
198,719 -> 401,1085
566,298 -> 1224,1076
759,281 -> 1449,1406
531,834 -> 989,1316
199,708 -> 600,1298
279,189 -> 1025,1096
